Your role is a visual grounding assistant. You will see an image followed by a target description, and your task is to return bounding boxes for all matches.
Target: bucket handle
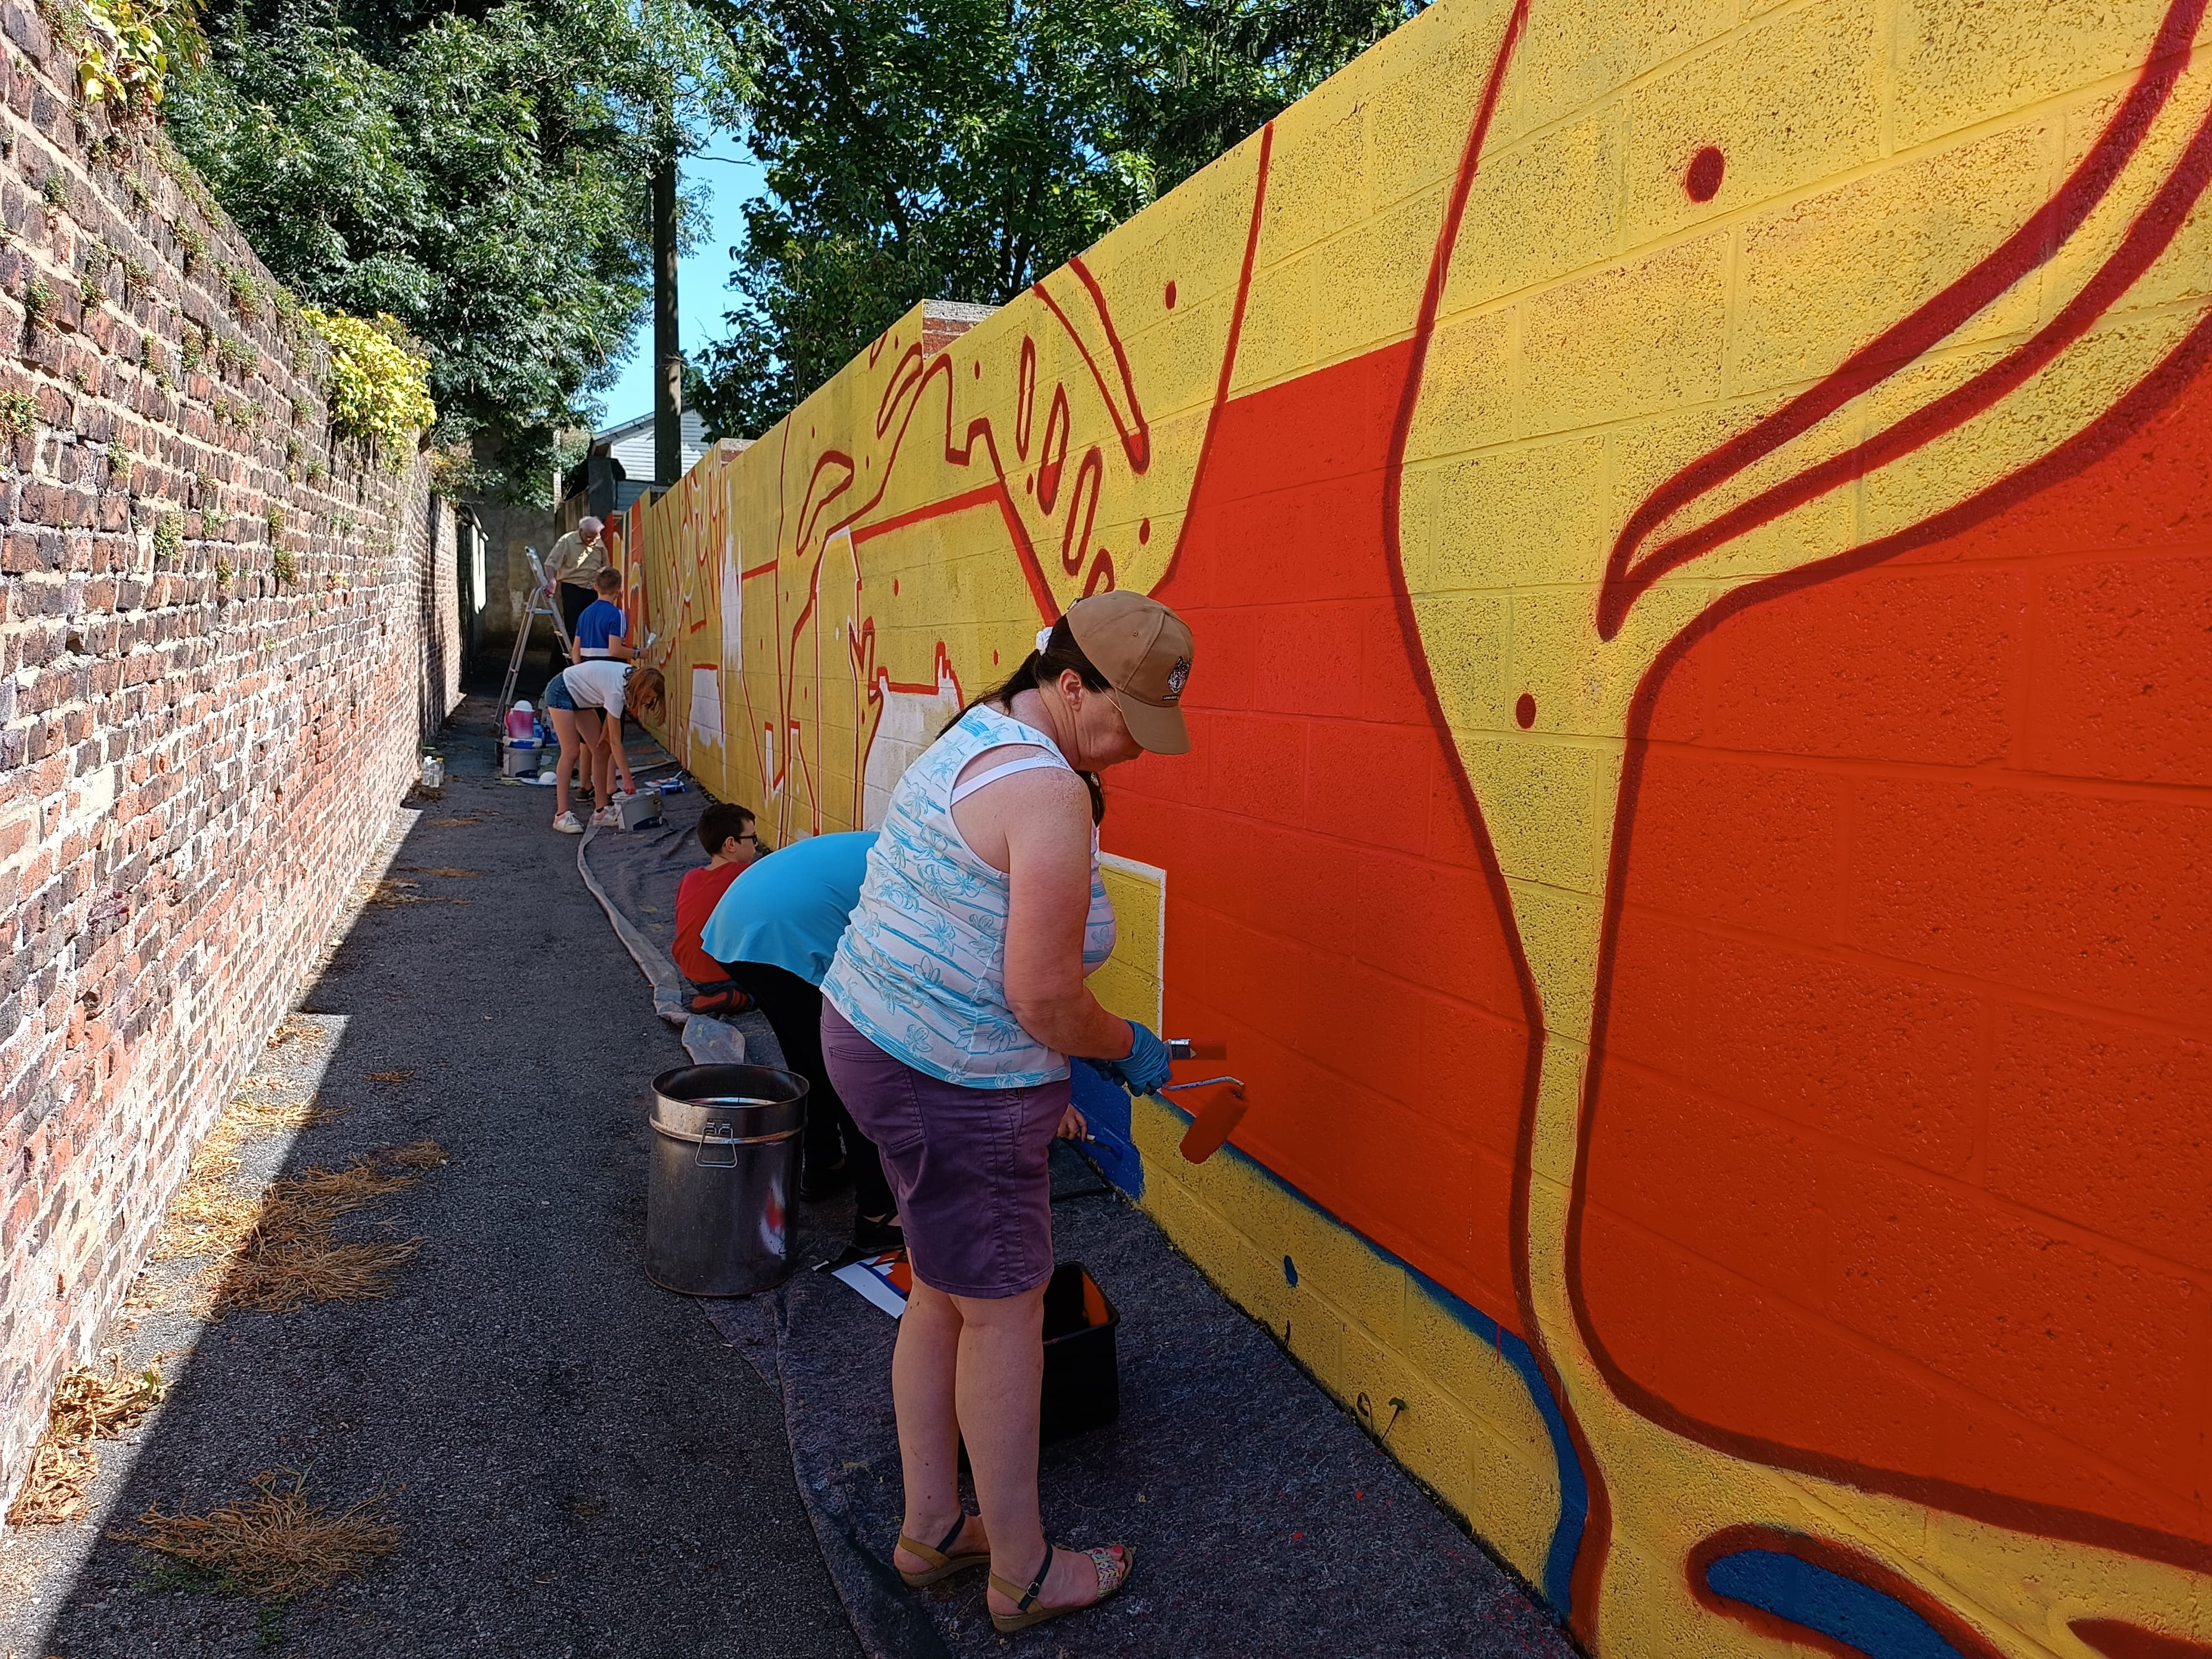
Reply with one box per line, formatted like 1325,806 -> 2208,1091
698,1121 -> 738,1167
682,1119 -> 802,1165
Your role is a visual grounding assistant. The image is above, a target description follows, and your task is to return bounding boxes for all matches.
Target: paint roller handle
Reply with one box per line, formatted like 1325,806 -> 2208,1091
1165,1039 -> 1228,1061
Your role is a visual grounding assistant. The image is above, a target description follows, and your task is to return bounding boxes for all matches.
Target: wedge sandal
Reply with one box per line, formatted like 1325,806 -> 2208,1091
988,1542 -> 1133,1633
895,1515 -> 990,1588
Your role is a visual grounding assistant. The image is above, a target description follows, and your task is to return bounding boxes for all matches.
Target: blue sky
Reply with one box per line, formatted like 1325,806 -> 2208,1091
597,138 -> 768,432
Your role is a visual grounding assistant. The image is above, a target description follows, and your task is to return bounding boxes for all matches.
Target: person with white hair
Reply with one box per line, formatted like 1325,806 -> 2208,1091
542,514 -> 608,678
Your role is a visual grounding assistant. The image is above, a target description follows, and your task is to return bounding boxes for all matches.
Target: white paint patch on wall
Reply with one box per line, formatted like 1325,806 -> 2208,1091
862,662 -> 960,829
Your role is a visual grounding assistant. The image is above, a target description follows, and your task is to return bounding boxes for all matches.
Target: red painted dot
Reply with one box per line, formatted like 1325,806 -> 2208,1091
892,579 -> 900,596
1138,518 -> 1150,545
992,649 -> 999,665
1515,693 -> 1537,728
1684,145 -> 1725,202
1163,280 -> 1177,310
972,361 -> 980,378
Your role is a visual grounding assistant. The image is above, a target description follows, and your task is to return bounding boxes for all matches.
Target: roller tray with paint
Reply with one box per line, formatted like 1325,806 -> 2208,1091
1040,1261 -> 1120,1442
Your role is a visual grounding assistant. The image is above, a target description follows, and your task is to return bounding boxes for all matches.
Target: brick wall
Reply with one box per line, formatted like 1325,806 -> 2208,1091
0,6 -> 457,1505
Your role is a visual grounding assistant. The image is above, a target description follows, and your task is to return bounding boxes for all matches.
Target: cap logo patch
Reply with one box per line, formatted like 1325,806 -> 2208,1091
1164,656 -> 1191,702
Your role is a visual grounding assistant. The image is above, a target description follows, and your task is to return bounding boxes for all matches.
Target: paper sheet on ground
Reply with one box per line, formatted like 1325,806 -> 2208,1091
829,1250 -> 911,1318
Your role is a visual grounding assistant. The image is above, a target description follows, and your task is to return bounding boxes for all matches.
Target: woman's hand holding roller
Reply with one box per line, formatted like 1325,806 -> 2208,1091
1092,1021 -> 1172,1095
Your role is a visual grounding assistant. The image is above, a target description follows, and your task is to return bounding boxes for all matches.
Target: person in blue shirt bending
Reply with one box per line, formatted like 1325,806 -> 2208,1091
571,566 -> 631,662
703,830 -> 896,1252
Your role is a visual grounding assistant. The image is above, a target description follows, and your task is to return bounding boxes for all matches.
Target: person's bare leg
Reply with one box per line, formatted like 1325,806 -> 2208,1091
957,1285 -> 1125,1613
548,707 -> 582,818
889,1279 -> 985,1572
572,710 -> 604,810
591,721 -> 615,805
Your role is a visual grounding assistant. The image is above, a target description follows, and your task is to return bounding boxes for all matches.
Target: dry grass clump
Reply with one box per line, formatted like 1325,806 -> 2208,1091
267,1016 -> 330,1050
426,815 -> 482,827
6,1357 -> 167,1527
153,1128 -> 256,1264
113,1469 -> 400,1598
387,1140 -> 446,1169
363,1069 -> 415,1084
210,1156 -> 424,1315
155,1086 -> 344,1262
7,1436 -> 97,1527
395,865 -> 479,878
231,1089 -> 345,1135
362,876 -> 469,908
148,1081 -> 435,1310
49,1358 -> 166,1442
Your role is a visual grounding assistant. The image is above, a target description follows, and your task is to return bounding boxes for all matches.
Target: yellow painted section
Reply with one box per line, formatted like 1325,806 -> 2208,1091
628,0 -> 2212,1648
1129,1091 -> 1566,1593
1088,856 -> 1165,1030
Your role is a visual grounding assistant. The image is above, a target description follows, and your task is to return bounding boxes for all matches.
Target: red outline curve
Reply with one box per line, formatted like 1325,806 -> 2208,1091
1156,123 -> 1275,589
1595,0 -> 2209,641
1371,0 -> 1615,1631
1016,335 -> 1037,460
1060,446 -> 1104,575
1687,1525 -> 2011,1658
2074,1618 -> 2212,1658
1568,307 -> 2212,1577
1039,383 -> 1072,510
1032,255 -> 1152,472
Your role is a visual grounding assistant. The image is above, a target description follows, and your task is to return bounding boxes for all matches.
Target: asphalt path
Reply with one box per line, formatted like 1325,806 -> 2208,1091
1,702 -> 860,1657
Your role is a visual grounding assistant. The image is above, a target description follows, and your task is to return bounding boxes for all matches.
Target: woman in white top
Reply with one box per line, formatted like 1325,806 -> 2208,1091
821,591 -> 1194,1634
542,660 -> 664,833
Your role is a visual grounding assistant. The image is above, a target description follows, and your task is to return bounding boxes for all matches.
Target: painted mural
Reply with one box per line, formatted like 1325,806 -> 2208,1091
631,0 -> 2212,1650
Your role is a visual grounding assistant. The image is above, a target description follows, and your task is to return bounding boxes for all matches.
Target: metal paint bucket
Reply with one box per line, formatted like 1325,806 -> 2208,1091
645,1064 -> 808,1296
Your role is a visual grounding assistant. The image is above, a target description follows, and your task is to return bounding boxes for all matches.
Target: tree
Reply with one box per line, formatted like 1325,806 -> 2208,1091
164,0 -> 748,495
690,0 -> 1421,440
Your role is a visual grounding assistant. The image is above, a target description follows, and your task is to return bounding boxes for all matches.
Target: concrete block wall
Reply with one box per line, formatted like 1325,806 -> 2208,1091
634,0 -> 2212,1652
0,5 -> 454,1506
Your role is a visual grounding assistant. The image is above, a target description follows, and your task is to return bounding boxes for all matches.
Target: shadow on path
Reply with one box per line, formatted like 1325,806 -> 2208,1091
18,693 -> 859,1657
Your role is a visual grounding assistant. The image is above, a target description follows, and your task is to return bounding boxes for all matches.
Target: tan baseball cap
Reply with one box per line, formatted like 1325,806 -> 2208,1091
1065,590 -> 1195,755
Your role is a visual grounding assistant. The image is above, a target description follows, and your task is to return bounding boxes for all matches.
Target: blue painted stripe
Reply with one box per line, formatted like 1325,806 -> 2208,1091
1705,1549 -> 1966,1659
1126,1093 -> 1588,1618
1071,1058 -> 1142,1198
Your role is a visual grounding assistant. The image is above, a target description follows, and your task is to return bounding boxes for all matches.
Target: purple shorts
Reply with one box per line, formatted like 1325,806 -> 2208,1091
820,1001 -> 1068,1300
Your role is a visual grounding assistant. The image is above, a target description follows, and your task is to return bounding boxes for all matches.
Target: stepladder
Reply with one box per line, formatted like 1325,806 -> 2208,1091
496,547 -> 574,728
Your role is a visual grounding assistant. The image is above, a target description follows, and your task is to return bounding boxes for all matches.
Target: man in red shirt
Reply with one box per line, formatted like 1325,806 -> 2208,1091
675,802 -> 759,1013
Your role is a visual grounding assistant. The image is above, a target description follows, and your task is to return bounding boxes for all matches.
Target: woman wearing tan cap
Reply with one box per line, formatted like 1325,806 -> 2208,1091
820,589 -> 1195,1633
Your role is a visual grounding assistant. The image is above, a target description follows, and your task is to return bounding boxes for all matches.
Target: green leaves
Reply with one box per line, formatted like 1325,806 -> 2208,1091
692,0 -> 1422,440
305,309 -> 436,462
163,0 -> 729,497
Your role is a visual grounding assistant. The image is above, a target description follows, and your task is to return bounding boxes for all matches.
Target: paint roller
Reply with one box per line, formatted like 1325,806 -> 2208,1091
1159,1071 -> 1248,1164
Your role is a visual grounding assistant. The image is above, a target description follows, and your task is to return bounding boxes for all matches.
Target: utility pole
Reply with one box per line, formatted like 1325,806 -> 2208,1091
653,134 -> 681,488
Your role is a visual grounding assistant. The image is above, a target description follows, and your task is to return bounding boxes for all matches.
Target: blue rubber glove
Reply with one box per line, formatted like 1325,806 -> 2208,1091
1114,1020 -> 1174,1096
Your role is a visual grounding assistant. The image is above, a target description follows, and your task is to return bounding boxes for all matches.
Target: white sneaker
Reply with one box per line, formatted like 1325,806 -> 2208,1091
551,811 -> 583,834
591,807 -> 620,827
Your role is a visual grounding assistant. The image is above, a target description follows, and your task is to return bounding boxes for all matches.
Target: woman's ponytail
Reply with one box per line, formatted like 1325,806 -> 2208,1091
947,621 -> 1109,823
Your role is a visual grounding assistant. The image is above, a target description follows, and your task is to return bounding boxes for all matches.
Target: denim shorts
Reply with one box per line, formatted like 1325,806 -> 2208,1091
820,1000 -> 1068,1300
542,670 -> 577,711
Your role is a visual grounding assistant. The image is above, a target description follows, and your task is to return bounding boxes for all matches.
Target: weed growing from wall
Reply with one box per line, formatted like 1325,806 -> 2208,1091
304,310 -> 432,466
